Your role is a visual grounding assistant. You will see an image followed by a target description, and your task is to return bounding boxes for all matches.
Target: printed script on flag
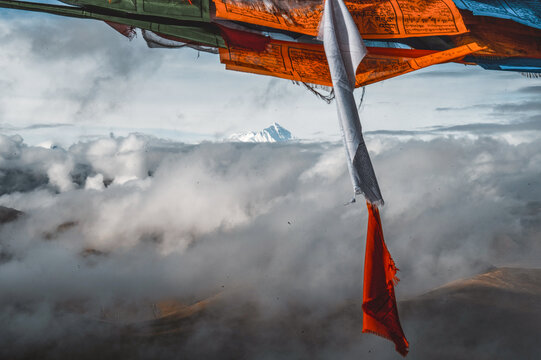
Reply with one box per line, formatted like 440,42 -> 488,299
214,0 -> 468,39
219,40 -> 484,87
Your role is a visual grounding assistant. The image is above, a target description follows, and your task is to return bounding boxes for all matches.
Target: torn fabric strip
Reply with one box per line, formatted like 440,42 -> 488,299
104,21 -> 136,40
363,203 -> 409,356
319,0 -> 382,204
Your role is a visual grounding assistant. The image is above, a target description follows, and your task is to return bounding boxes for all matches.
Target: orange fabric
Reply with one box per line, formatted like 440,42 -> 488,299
220,40 -> 333,86
356,42 -> 483,86
363,203 -> 408,357
219,38 -> 483,87
214,0 -> 467,39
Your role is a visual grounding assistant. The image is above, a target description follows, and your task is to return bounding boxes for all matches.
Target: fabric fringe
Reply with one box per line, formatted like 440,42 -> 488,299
292,81 -> 335,103
357,86 -> 366,111
521,72 -> 541,78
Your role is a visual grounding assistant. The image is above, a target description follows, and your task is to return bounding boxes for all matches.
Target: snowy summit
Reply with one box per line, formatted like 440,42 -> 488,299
227,123 -> 293,143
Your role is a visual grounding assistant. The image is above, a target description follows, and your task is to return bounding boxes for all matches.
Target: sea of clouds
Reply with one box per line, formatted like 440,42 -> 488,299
1,132 -> 541,358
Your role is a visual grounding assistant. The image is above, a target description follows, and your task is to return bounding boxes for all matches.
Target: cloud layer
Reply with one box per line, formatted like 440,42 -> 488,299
1,133 -> 541,358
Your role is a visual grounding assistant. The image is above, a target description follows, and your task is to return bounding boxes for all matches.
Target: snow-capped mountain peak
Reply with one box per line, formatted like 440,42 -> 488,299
227,123 -> 293,143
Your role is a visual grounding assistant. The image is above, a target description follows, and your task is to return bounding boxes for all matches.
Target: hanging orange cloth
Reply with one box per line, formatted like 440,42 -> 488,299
363,202 -> 409,356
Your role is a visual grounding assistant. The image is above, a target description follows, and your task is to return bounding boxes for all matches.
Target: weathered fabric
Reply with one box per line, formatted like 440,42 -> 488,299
320,1 -> 407,356
319,0 -> 383,204
454,0 -> 541,30
363,203 -> 409,356
105,21 -> 136,40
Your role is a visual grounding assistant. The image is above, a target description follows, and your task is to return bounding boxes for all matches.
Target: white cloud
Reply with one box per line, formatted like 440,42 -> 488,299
0,132 -> 540,357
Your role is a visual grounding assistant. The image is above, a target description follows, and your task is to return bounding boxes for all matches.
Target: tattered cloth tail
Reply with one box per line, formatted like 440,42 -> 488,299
105,21 -> 136,40
362,202 -> 409,357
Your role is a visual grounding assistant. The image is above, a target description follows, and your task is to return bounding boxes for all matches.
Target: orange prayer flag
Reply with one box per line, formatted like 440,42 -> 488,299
363,202 -> 409,356
220,38 -> 483,88
214,0 -> 468,39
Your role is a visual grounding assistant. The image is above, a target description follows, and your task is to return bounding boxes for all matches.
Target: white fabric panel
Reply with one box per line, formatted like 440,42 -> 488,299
319,0 -> 383,204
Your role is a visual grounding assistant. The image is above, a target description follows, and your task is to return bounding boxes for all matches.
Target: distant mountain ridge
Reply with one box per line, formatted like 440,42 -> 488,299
399,267 -> 541,359
227,123 -> 293,143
